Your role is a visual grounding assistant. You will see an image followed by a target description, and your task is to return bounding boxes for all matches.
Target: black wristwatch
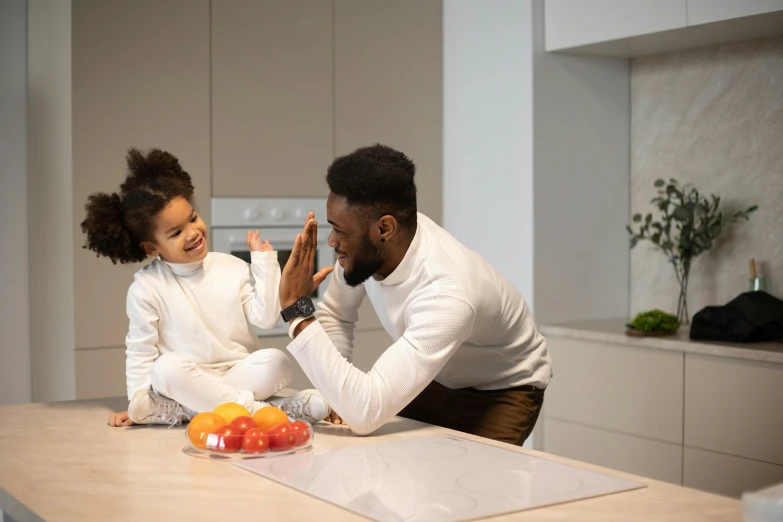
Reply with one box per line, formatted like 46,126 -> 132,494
280,296 -> 316,323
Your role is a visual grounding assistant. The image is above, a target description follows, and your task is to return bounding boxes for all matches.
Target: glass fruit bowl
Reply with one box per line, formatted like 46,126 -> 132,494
182,407 -> 314,460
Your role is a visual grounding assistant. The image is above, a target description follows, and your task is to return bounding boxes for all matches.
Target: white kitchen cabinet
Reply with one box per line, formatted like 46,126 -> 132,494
335,0 -> 443,222
542,321 -> 783,498
685,354 -> 783,466
687,0 -> 783,25
684,447 -> 783,498
545,0 -> 783,56
211,0 -> 333,197
545,418 -> 683,484
545,0 -> 686,51
544,338 -> 684,444
72,0 -> 211,350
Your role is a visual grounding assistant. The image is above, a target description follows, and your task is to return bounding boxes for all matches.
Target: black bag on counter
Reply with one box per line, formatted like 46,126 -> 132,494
689,291 -> 783,343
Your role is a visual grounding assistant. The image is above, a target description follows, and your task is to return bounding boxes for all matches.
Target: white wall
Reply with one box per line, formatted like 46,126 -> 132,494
443,0 -> 536,449
0,0 -> 32,405
28,0 -> 76,402
443,0 -> 535,307
531,1 -> 630,325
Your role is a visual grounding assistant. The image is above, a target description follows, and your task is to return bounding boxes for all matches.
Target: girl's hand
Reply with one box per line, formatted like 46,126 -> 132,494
108,411 -> 134,427
247,230 -> 273,252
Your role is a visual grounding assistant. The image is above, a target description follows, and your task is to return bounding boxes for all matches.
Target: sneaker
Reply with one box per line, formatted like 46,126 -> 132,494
128,388 -> 191,426
270,389 -> 330,423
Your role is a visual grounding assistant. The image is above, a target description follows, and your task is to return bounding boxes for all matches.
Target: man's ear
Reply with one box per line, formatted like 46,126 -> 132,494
377,215 -> 398,243
141,241 -> 158,257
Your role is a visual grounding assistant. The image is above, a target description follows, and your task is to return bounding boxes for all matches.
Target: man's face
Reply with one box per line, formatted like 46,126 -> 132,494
326,193 -> 384,287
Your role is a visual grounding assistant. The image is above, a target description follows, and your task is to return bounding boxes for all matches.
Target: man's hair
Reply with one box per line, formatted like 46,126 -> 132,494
326,144 -> 417,231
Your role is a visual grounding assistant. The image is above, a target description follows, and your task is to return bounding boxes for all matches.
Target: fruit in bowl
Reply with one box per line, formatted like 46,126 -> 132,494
185,402 -> 311,459
208,425 -> 244,453
241,428 -> 270,454
187,412 -> 227,449
252,405 -> 289,432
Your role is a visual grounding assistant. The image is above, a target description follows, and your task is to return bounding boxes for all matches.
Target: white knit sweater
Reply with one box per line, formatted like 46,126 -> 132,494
287,213 -> 551,435
125,251 -> 281,399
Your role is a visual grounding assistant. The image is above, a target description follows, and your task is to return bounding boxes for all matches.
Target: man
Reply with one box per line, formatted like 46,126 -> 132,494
279,144 -> 552,444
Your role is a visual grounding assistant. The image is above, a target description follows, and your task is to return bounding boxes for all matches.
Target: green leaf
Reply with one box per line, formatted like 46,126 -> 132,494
645,213 -> 653,224
672,207 -> 689,222
662,240 -> 674,250
748,205 -> 759,213
633,213 -> 642,222
626,225 -> 633,234
630,236 -> 639,248
630,309 -> 679,333
652,233 -> 661,244
654,179 -> 665,187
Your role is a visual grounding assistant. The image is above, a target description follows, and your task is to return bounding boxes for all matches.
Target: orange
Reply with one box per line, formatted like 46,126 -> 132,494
187,412 -> 227,449
252,406 -> 289,432
213,402 -> 252,425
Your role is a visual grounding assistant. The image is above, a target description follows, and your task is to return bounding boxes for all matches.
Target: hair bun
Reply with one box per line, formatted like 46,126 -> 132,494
80,192 -> 146,264
121,148 -> 194,198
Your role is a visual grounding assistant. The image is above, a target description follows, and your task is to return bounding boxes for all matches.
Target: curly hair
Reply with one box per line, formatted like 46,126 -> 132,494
326,144 -> 417,231
80,148 -> 195,264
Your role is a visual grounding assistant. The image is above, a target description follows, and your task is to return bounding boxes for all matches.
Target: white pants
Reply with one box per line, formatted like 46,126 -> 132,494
150,349 -> 292,413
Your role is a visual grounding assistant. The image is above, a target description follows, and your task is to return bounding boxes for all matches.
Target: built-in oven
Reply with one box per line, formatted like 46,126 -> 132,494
211,197 -> 333,337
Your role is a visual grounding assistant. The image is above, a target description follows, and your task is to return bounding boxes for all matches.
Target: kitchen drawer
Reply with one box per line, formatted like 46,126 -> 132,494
544,418 -> 682,484
684,447 -> 783,498
544,338 -> 684,443
685,354 -> 783,465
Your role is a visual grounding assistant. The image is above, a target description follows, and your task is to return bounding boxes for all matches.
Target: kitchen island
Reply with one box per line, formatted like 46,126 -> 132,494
540,319 -> 783,497
0,394 -> 740,521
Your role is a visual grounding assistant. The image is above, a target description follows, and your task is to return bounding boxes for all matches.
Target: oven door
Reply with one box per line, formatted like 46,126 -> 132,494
211,227 -> 334,337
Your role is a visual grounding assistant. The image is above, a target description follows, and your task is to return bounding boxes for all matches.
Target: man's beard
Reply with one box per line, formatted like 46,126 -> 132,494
343,234 -> 385,287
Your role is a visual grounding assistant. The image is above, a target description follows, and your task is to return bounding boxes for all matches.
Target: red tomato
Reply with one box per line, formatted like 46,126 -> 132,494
241,428 -> 270,454
289,421 -> 311,446
268,424 -> 296,450
207,425 -> 243,453
230,416 -> 257,436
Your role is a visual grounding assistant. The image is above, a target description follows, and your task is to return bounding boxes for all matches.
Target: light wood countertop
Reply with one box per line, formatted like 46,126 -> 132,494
542,318 -> 783,365
0,395 -> 740,521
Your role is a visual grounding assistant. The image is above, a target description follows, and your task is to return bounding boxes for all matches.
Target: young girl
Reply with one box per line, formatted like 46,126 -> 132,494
81,148 -> 329,426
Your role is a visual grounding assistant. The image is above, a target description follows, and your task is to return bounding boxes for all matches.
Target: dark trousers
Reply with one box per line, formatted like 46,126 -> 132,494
398,381 -> 545,445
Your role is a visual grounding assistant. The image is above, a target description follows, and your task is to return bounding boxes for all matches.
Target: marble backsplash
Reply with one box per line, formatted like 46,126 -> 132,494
630,36 -> 783,317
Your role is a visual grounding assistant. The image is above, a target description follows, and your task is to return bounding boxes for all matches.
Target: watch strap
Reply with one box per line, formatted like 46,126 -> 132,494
280,302 -> 299,322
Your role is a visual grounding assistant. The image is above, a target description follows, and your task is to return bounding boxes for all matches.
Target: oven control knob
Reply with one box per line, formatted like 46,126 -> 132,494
244,208 -> 261,221
294,208 -> 306,219
269,208 -> 285,220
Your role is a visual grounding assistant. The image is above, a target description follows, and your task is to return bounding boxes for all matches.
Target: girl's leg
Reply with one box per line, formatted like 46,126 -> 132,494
221,349 -> 330,423
219,349 -> 292,402
151,352 -> 256,413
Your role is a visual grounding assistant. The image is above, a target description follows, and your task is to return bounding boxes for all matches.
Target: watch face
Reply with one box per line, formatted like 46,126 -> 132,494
296,297 -> 315,316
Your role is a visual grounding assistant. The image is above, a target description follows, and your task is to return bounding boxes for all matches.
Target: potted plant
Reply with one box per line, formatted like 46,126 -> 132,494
627,179 -> 757,324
